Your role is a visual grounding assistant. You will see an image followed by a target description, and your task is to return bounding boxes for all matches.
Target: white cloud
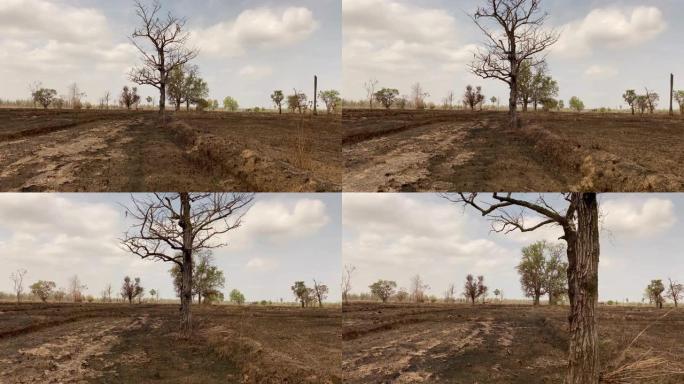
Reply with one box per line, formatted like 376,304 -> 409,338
0,0 -> 136,76
584,65 -> 618,78
228,198 -> 330,250
192,7 -> 318,57
239,65 -> 273,79
245,257 -> 279,271
343,0 -> 476,78
553,6 -> 666,58
602,198 -> 676,238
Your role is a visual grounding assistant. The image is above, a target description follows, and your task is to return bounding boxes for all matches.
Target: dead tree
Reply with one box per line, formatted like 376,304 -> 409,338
9,269 -> 27,304
129,0 -> 198,117
443,192 -> 600,384
469,0 -> 560,128
312,279 -> 328,308
668,278 -> 683,307
342,264 -> 356,303
364,79 -> 379,110
121,193 -> 253,338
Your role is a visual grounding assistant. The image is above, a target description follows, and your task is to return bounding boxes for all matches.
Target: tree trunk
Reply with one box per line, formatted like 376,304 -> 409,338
278,105 -> 282,114
533,293 -> 540,306
564,193 -> 600,384
509,72 -> 519,129
179,193 -> 193,338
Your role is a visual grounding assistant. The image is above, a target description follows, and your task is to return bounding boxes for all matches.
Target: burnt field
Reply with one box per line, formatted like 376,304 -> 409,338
0,109 -> 341,192
342,303 -> 684,384
0,303 -> 341,384
342,109 -> 684,192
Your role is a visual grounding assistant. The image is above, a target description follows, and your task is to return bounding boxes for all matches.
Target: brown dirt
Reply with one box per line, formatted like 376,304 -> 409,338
343,109 -> 684,192
343,303 -> 684,384
0,109 -> 341,192
0,303 -> 341,384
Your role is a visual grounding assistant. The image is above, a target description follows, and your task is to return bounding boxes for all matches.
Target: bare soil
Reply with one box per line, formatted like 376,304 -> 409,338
0,303 -> 341,384
0,109 -> 341,192
342,303 -> 684,384
343,109 -> 684,192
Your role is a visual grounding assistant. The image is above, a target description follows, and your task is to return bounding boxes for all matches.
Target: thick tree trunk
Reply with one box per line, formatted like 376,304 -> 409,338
509,72 -> 519,129
533,294 -> 540,306
278,105 -> 282,114
564,193 -> 600,384
179,193 -> 193,338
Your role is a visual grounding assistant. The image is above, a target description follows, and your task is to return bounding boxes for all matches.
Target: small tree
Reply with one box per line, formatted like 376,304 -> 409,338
32,88 -> 57,109
674,90 -> 684,115
463,274 -> 487,305
493,288 -> 501,302
396,288 -> 409,302
229,289 -> 245,305
636,95 -> 648,115
667,278 -> 683,308
30,280 -> 55,303
68,275 -> 87,302
291,281 -> 310,308
622,90 -> 637,115
121,276 -> 143,304
646,280 -> 665,309
645,89 -> 659,113
149,289 -> 157,302
410,274 -> 429,303
120,86 -> 141,110
411,83 -> 429,110
463,85 -> 485,111
369,280 -> 397,303
342,264 -> 356,303
101,284 -> 113,302
287,91 -> 307,114
444,283 -> 456,303
223,96 -> 239,111
10,269 -> 27,303
374,88 -> 400,109
569,97 -> 584,112
312,279 -> 329,308
271,90 -> 285,114
363,79 -> 379,109
319,90 -> 341,114
517,241 -> 567,305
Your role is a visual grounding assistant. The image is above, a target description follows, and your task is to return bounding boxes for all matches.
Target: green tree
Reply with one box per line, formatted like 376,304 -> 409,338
291,281 -> 310,308
622,90 -> 637,115
287,91 -> 307,114
373,88 -> 400,109
569,96 -> 584,112
30,280 -> 56,303
517,241 -> 567,305
517,60 -> 533,111
229,289 -> 245,305
271,90 -> 285,114
646,280 -> 665,309
32,88 -> 57,109
170,251 -> 225,304
369,280 -> 397,303
319,89 -> 341,113
674,90 -> 684,115
223,96 -> 239,111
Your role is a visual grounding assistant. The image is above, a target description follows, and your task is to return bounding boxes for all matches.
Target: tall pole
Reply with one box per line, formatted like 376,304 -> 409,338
313,75 -> 318,115
670,73 -> 674,116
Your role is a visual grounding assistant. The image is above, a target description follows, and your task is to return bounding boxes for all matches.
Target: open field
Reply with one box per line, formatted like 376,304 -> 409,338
342,303 -> 684,384
0,303 -> 341,384
343,109 -> 684,192
0,109 -> 341,192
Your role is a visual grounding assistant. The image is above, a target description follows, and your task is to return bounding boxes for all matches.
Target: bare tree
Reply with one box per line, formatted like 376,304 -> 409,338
68,275 -> 87,302
443,192 -> 599,384
342,264 -> 356,303
121,193 -> 253,338
363,79 -> 379,110
469,0 -> 560,128
101,284 -> 113,302
410,274 -> 429,303
67,82 -> 86,109
129,0 -> 198,116
443,283 -> 456,303
667,278 -> 682,308
10,269 -> 27,304
410,83 -> 429,110
312,279 -> 329,308
463,274 -> 487,304
121,276 -> 144,304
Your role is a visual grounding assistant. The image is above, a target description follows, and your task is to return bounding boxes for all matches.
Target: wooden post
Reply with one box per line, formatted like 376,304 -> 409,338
313,75 -> 318,115
670,73 -> 674,116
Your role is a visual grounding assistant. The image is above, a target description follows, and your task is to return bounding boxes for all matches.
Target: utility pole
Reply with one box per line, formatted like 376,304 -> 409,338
313,75 -> 318,115
670,73 -> 674,116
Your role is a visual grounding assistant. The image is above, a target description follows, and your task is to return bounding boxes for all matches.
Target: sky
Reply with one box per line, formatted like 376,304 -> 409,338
343,0 -> 682,109
343,193 -> 684,303
0,193 -> 341,303
0,0 -> 341,108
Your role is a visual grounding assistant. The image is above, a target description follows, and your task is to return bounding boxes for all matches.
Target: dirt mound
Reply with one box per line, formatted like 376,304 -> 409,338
202,326 -> 339,384
520,124 -> 682,192
169,121 -> 335,192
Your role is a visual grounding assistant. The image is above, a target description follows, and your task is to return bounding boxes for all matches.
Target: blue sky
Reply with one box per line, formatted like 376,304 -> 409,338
0,0 -> 341,108
343,193 -> 684,303
0,193 -> 341,303
343,0 -> 682,109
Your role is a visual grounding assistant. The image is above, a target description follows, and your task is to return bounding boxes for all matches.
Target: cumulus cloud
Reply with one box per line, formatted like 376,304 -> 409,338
191,7 -> 318,57
239,65 -> 273,79
553,6 -> 666,58
343,0 -> 477,97
0,0 -> 137,75
227,198 -> 330,250
602,198 -> 676,238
